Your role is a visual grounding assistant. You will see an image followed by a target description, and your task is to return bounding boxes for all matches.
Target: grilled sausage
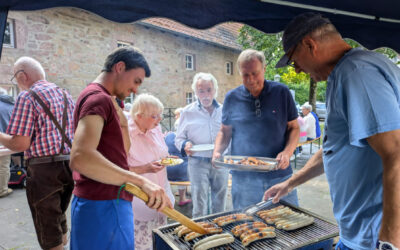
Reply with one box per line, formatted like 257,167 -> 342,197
184,227 -> 223,241
232,223 -> 269,237
241,231 -> 276,246
231,222 -> 267,236
239,226 -> 275,240
217,214 -> 254,226
193,233 -> 235,250
281,217 -> 314,231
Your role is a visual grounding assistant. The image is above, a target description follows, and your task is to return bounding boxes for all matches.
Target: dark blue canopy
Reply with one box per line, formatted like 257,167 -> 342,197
1,0 -> 400,57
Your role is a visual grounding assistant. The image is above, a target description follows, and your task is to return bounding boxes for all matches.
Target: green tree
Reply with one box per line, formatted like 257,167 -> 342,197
237,25 -> 399,109
237,25 -> 314,106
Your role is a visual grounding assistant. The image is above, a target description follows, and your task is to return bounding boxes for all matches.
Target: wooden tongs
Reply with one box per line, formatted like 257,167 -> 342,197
125,182 -> 207,234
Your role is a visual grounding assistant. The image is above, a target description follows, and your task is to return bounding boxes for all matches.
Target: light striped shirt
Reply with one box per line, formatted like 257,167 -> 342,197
175,100 -> 222,158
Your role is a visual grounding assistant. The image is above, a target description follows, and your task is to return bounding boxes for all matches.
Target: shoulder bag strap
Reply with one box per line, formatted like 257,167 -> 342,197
29,90 -> 72,151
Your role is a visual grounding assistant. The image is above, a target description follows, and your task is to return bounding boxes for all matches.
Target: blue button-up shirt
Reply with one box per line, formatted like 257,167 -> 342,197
175,100 -> 222,158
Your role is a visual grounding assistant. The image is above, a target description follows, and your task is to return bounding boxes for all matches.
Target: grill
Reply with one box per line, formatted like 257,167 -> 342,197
153,201 -> 339,250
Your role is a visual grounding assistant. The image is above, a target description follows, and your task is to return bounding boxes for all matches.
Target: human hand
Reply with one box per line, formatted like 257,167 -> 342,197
211,151 -> 222,169
141,180 -> 173,211
263,180 -> 291,204
111,96 -> 128,127
145,162 -> 165,173
276,151 -> 290,169
184,142 -> 193,156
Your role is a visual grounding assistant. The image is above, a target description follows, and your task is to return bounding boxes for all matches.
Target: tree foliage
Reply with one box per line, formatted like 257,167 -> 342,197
237,25 -> 314,104
237,25 -> 399,105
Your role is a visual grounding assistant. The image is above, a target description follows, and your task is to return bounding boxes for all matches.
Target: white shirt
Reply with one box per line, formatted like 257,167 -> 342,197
303,112 -> 316,139
175,100 -> 222,158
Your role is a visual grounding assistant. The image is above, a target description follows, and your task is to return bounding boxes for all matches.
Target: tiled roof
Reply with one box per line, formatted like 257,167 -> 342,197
139,18 -> 243,51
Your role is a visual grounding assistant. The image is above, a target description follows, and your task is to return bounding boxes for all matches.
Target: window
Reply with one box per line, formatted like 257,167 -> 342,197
226,61 -> 233,75
186,92 -> 193,104
117,41 -> 132,48
185,54 -> 194,70
124,93 -> 135,104
3,19 -> 15,48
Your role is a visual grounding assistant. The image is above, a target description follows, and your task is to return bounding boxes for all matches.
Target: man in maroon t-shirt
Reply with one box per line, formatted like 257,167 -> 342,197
70,47 -> 172,249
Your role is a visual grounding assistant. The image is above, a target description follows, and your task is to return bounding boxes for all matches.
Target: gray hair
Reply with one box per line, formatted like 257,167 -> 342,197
309,23 -> 341,42
237,49 -> 266,73
131,93 -> 164,119
14,56 -> 46,79
191,72 -> 218,99
301,103 -> 312,111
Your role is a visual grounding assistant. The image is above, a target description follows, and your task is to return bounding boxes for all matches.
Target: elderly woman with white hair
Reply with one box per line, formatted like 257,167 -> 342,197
127,93 -> 174,250
175,72 -> 229,218
301,103 -> 316,140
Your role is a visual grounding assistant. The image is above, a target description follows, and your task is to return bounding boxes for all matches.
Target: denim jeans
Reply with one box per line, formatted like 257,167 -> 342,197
231,172 -> 298,210
188,157 -> 229,218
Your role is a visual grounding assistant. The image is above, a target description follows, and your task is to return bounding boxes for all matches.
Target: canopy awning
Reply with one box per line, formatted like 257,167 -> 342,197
1,0 -> 399,57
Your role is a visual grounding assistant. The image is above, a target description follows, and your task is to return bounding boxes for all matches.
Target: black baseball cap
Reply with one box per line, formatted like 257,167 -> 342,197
275,12 -> 332,68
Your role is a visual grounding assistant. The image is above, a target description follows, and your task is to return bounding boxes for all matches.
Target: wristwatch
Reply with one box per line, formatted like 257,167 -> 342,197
377,240 -> 399,250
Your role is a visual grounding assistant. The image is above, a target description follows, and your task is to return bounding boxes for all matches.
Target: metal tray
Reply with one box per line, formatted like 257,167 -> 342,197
213,155 -> 278,172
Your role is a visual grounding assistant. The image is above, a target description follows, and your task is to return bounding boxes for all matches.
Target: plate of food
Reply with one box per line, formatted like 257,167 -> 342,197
213,156 -> 278,172
190,144 -> 215,152
159,157 -> 184,166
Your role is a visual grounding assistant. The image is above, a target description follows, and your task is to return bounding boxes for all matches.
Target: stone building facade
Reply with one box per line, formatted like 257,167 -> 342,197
0,7 -> 243,109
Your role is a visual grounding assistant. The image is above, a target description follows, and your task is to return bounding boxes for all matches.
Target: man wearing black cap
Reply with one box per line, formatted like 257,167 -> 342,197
264,12 -> 400,250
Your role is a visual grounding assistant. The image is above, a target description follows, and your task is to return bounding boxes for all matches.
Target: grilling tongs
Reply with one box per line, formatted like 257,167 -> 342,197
125,182 -> 208,234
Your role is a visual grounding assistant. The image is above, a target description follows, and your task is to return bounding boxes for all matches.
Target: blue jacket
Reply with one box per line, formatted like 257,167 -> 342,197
0,94 -> 14,132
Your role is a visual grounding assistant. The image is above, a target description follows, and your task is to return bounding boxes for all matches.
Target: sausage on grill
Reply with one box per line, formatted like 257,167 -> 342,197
241,231 -> 276,246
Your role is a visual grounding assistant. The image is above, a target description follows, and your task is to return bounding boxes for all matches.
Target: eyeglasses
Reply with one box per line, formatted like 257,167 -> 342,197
255,99 -> 261,117
286,43 -> 299,68
10,70 -> 24,85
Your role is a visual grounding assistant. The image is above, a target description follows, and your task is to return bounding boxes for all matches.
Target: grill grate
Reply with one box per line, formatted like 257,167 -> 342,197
154,202 -> 339,250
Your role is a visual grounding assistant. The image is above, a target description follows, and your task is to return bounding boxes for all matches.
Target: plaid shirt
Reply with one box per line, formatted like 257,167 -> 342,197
7,80 -> 75,159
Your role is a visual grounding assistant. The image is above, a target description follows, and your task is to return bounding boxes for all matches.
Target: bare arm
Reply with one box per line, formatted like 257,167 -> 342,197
111,97 -> 130,154
276,118 -> 300,169
0,133 -> 30,152
264,149 -> 324,203
212,124 -> 232,161
367,130 -> 400,247
129,162 -> 165,174
70,115 -> 172,210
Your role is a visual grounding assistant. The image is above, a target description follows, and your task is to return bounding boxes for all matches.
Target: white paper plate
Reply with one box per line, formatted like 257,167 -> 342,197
190,144 -> 215,152
159,158 -> 184,166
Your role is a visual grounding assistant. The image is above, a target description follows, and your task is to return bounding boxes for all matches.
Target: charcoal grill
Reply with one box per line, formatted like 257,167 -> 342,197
153,201 -> 338,250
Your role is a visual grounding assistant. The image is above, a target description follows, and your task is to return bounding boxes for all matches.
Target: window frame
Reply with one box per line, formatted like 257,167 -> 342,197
226,61 -> 233,75
185,92 -> 193,104
185,54 -> 194,70
3,19 -> 15,48
117,41 -> 132,48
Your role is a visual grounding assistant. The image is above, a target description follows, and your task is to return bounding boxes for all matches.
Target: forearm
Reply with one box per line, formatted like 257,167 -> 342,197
70,148 -> 146,188
214,129 -> 231,155
120,125 -> 131,154
380,158 -> 400,246
283,126 -> 300,156
0,132 -> 29,152
287,149 -> 325,189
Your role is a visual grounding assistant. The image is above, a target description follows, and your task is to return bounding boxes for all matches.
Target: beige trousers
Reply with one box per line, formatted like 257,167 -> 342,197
0,155 -> 11,195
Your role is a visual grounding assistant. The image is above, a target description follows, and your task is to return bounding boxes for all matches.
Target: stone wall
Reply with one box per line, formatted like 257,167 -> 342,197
0,8 -> 242,108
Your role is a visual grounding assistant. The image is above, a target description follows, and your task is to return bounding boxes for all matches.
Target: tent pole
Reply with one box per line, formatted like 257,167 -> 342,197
259,0 -> 400,23
0,7 -> 9,60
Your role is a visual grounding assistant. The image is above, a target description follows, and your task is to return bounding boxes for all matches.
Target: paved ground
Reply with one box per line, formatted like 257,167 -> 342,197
0,143 -> 335,250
